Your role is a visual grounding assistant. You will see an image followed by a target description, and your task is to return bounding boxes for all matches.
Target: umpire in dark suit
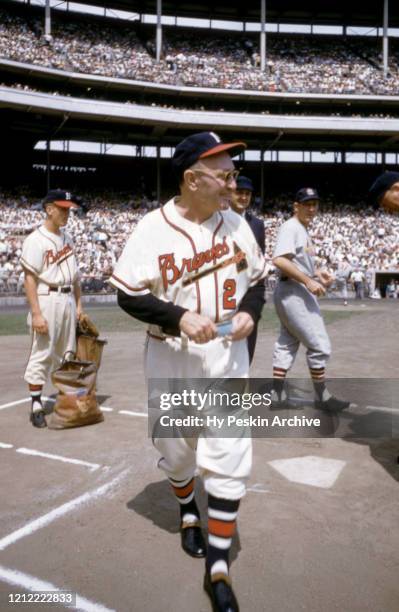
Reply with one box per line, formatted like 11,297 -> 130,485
231,176 -> 266,363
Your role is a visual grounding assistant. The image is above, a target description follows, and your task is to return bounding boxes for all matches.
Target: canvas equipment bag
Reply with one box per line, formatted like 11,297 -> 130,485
48,352 -> 104,429
76,315 -> 107,370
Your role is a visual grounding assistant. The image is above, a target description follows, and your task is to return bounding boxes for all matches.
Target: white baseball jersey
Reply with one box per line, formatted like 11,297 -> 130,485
350,271 -> 365,283
273,217 -> 315,277
111,198 -> 267,328
111,197 -> 266,501
21,225 -> 78,288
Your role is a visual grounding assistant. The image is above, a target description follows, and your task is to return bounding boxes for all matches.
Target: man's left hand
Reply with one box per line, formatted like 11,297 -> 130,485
230,312 -> 254,341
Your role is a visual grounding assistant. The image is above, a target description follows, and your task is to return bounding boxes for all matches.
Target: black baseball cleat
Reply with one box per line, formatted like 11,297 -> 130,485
269,389 -> 297,410
204,572 -> 239,612
314,396 -> 350,412
180,522 -> 206,558
30,409 -> 47,428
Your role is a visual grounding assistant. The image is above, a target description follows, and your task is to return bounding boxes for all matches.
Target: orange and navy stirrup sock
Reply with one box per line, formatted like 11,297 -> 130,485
309,367 -> 330,401
29,384 -> 43,413
169,476 -> 200,525
206,495 -> 240,578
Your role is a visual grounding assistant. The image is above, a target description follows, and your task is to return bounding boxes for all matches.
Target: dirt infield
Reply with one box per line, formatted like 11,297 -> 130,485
0,300 -> 398,612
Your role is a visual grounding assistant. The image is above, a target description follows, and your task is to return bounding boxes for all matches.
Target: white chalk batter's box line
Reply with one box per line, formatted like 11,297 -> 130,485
0,566 -> 115,612
1,397 -> 398,417
0,442 -> 106,471
0,469 -> 130,611
0,398 -> 147,471
0,397 -> 148,418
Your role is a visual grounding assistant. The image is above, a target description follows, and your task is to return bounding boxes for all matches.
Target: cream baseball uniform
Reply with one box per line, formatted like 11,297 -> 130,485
111,197 -> 267,499
21,225 -> 78,385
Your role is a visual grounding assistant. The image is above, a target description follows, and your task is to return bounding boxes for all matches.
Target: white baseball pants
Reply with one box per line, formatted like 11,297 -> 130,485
24,293 -> 76,386
146,335 -> 252,500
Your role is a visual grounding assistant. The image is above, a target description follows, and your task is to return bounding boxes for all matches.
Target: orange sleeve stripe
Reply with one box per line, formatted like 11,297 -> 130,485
20,258 -> 39,274
111,274 -> 148,292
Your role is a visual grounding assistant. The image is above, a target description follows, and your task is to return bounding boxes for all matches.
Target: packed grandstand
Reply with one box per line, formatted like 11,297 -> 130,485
1,1 -> 399,299
1,4 -> 399,95
1,190 -> 398,295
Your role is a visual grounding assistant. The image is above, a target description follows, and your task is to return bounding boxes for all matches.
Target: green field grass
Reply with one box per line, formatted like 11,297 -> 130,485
0,304 -> 362,336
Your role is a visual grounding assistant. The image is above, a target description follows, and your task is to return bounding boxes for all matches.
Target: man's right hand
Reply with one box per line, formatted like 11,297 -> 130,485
32,313 -> 49,335
179,312 -> 217,344
304,278 -> 326,297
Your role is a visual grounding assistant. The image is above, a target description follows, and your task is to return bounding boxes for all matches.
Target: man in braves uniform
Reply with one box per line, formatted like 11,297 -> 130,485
111,132 -> 267,612
21,190 -> 84,428
231,175 -> 265,363
271,188 -> 350,411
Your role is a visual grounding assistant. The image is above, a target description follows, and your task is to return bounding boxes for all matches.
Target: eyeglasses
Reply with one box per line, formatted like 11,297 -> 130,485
193,168 -> 240,185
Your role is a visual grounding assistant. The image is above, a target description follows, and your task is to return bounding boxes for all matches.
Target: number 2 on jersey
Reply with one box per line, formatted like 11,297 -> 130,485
223,279 -> 236,310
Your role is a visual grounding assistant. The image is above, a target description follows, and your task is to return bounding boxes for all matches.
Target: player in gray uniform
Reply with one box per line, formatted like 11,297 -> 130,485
271,188 -> 350,411
335,258 -> 351,305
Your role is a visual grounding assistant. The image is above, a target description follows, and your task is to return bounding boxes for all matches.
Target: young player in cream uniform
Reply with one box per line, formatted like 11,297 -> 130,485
21,190 -> 84,428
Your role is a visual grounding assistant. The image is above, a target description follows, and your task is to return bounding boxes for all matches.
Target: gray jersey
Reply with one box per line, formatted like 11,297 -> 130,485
273,217 -> 315,277
336,263 -> 351,281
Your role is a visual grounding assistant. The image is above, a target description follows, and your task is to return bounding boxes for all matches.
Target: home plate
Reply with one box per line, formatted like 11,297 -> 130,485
268,455 -> 346,489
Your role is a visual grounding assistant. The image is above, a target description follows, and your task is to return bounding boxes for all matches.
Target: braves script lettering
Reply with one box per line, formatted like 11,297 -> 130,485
44,245 -> 73,266
159,237 -> 229,290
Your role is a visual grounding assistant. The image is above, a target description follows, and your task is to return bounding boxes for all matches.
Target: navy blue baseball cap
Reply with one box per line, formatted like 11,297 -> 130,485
236,176 -> 254,191
42,189 -> 80,209
368,171 -> 399,205
172,131 -> 246,181
295,187 -> 320,203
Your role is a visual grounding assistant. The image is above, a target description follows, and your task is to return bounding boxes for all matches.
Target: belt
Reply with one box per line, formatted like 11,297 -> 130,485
147,330 -> 188,348
49,286 -> 72,293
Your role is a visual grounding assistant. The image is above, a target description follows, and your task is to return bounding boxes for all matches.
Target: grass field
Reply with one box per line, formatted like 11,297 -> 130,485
0,304 -> 362,336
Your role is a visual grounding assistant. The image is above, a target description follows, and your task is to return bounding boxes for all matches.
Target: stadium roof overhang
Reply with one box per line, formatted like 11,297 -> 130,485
2,87 -> 399,153
66,0 -> 399,28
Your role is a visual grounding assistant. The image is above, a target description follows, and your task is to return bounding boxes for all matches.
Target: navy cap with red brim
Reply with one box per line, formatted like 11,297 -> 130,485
172,132 -> 246,180
42,189 -> 80,209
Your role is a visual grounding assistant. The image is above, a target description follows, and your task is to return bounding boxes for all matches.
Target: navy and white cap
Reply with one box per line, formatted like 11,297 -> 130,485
295,187 -> 320,203
42,189 -> 80,209
172,131 -> 246,181
368,171 -> 399,204
236,176 -> 254,191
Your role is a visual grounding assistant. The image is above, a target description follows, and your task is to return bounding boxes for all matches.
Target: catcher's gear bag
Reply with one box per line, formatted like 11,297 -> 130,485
76,315 -> 107,370
48,352 -> 104,429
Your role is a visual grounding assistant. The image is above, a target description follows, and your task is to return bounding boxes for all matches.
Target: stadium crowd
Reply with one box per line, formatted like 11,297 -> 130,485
1,191 -> 398,296
1,7 -> 399,95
